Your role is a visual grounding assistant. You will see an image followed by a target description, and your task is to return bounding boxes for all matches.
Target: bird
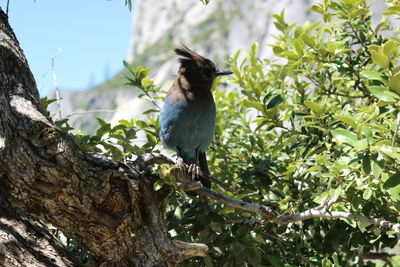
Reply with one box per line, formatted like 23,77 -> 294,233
159,45 -> 232,188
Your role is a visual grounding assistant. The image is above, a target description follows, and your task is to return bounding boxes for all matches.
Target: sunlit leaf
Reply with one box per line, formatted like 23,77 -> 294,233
304,100 -> 324,113
368,86 -> 398,102
370,51 -> 389,69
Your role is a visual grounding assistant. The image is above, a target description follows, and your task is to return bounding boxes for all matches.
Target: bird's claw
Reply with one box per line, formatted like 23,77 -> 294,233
176,157 -> 185,167
175,157 -> 202,184
188,164 -> 201,180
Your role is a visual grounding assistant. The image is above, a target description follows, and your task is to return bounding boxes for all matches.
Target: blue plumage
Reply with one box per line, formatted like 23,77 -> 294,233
159,46 -> 232,186
160,84 -> 216,164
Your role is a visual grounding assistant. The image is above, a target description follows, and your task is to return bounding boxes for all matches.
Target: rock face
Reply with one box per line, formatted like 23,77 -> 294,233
48,0 -> 385,133
128,0 -> 320,80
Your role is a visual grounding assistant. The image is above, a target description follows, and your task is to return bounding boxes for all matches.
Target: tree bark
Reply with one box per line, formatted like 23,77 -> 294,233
0,9 -> 206,266
0,197 -> 79,266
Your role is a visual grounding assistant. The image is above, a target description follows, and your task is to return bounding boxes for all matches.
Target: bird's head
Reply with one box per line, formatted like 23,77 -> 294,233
175,45 -> 232,91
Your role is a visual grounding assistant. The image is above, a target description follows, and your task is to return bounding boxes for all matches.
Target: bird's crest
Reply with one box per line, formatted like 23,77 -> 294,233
174,45 -> 215,71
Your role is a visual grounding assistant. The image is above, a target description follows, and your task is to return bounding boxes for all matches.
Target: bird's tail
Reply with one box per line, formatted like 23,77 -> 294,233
198,151 -> 211,188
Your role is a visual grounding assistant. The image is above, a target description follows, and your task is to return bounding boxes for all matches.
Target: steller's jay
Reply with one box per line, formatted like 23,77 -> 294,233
159,45 -> 232,188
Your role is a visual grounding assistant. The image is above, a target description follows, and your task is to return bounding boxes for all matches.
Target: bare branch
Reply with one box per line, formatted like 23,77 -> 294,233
65,109 -> 117,118
392,113 -> 400,146
225,218 -> 269,225
195,187 -> 276,218
275,208 -> 400,234
227,206 -> 400,234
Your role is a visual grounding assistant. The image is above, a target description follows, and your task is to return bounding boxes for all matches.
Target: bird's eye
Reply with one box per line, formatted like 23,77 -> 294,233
202,68 -> 212,77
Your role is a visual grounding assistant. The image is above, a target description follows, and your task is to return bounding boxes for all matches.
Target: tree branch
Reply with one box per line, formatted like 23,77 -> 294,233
140,154 -> 400,234
275,208 -> 400,233
228,204 -> 400,234
194,187 -> 276,218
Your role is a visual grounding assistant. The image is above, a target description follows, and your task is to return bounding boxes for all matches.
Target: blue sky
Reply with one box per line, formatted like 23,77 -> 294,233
5,0 -> 133,96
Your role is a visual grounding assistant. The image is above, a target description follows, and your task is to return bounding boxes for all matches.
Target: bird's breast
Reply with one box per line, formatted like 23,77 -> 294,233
159,92 -> 216,153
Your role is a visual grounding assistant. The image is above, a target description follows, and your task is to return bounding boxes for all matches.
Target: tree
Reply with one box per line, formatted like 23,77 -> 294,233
0,8 -> 207,266
1,0 -> 400,266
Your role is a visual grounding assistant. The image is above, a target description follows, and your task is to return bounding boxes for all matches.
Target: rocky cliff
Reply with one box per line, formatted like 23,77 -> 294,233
48,0 -> 385,133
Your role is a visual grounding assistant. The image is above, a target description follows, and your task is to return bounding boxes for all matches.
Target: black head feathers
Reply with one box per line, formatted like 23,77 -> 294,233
174,45 -> 215,70
173,45 -> 233,89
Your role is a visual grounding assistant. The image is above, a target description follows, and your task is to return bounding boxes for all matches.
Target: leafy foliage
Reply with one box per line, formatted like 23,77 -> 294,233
164,0 -> 399,265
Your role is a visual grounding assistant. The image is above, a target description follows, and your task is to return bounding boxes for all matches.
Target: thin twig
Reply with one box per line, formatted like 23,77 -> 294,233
199,171 -> 237,193
276,208 -> 400,233
65,109 -> 117,118
193,186 -> 276,218
234,205 -> 400,234
52,48 -> 63,120
6,0 -> 10,15
392,113 -> 400,146
225,218 -> 269,225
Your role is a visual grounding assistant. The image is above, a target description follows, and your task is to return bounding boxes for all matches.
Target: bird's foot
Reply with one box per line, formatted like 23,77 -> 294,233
175,157 -> 188,182
188,164 -> 202,181
176,157 -> 185,167
175,157 -> 202,185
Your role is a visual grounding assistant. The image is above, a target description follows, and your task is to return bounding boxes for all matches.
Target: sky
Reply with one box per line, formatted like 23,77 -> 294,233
4,0 -> 133,96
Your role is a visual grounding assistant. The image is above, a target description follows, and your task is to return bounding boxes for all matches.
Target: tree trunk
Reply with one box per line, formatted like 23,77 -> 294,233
0,197 -> 79,266
0,10 -> 206,266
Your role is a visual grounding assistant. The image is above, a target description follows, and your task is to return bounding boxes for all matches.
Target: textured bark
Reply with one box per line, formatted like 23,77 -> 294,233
0,10 -> 206,266
0,197 -> 79,266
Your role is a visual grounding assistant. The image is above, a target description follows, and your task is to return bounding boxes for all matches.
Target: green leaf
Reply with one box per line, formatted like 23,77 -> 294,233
350,8 -> 369,18
266,254 -> 282,267
383,172 -> 400,189
142,77 -> 154,87
368,86 -> 398,102
389,72 -> 400,94
333,115 -> 357,129
40,96 -> 58,109
304,100 -> 324,113
329,185 -> 342,202
362,189 -> 372,200
96,118 -> 110,127
353,139 -> 368,151
362,155 -> 371,174
266,95 -> 284,109
331,128 -> 358,145
301,32 -> 316,47
322,257 -> 333,267
388,184 -> 400,202
332,253 -> 340,266
306,165 -> 322,173
360,70 -> 384,81
272,45 -> 283,55
294,39 -> 304,56
243,99 -> 264,112
372,160 -> 382,178
370,51 -> 389,69
314,191 -> 329,205
383,40 -> 398,57
310,4 -> 324,14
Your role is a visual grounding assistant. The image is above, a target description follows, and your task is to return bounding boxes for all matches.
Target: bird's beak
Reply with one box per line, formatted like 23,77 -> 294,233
215,70 -> 233,76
